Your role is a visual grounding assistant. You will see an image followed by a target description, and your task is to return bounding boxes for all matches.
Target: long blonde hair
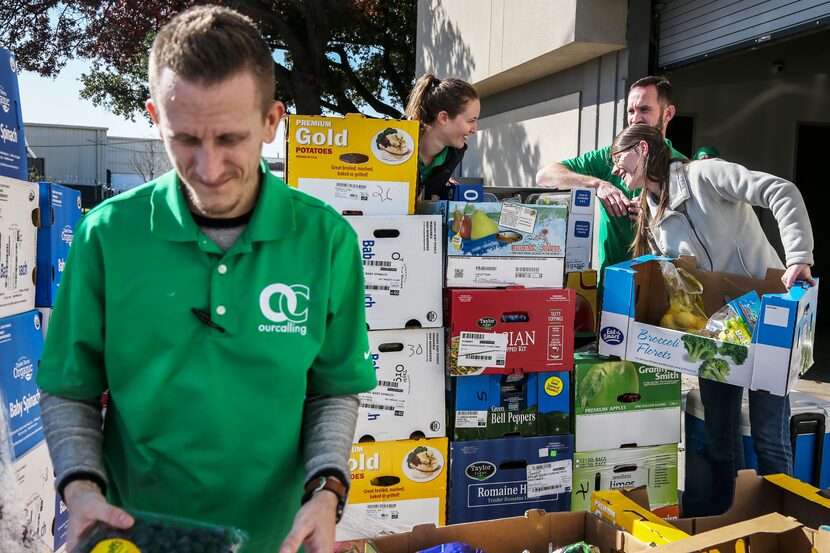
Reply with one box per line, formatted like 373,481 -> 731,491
610,124 -> 674,257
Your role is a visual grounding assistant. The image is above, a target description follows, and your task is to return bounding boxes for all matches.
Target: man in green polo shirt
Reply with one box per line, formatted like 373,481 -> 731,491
36,6 -> 376,553
535,76 -> 687,286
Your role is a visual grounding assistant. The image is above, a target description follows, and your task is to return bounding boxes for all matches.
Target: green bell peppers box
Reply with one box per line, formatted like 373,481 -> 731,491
574,352 -> 680,452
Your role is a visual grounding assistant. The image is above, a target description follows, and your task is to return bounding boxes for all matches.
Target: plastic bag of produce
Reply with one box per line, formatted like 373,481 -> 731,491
73,510 -> 248,553
702,290 -> 760,345
553,543 -> 600,553
658,261 -> 708,332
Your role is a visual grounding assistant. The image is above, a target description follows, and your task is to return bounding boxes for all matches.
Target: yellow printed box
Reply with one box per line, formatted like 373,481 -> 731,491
338,438 -> 448,541
285,114 -> 419,215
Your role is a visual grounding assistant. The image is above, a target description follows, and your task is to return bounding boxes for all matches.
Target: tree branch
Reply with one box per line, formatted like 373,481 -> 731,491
330,44 -> 401,118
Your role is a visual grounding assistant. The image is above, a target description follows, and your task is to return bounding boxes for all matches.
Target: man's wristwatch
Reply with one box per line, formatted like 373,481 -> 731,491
302,476 -> 347,523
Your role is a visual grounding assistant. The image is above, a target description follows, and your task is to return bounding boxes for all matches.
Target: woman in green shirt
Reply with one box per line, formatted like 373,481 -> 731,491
405,73 -> 479,199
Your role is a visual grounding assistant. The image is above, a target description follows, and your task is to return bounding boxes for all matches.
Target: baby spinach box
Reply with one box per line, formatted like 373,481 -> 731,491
448,435 -> 573,524
452,371 -> 571,441
574,352 -> 680,451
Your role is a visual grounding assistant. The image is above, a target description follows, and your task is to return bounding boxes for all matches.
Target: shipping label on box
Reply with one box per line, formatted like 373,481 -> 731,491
452,371 -> 570,441
286,114 -> 419,215
525,189 -> 595,272
36,182 -> 82,307
340,438 -> 448,541
0,175 -> 38,318
446,256 -> 565,288
355,329 -> 445,441
447,288 -> 575,375
574,352 -> 680,451
0,310 -> 44,458
14,441 -> 57,551
572,443 -> 678,516
598,256 -> 819,396
0,48 -> 28,182
446,201 -> 567,258
448,435 -> 574,524
347,215 -> 442,329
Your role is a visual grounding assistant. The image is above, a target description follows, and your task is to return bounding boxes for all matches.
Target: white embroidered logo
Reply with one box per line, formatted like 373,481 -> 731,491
258,283 -> 309,336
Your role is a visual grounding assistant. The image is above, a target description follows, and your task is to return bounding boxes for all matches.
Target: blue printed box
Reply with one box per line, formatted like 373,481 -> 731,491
0,310 -> 45,458
448,434 -> 573,524
598,255 -> 819,396
36,182 -> 82,306
452,371 -> 571,441
0,48 -> 28,181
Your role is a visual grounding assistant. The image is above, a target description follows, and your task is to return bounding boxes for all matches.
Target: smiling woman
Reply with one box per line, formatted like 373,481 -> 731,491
404,74 -> 479,199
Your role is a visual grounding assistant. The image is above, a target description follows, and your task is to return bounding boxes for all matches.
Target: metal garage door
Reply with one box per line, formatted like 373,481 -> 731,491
658,0 -> 830,70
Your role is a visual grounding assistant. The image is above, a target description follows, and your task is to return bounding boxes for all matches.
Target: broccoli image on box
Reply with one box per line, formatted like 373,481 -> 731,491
681,334 -> 718,363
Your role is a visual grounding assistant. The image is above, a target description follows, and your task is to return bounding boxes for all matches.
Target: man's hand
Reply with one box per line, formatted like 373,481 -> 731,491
596,180 -> 633,217
279,490 -> 338,553
781,263 -> 815,289
64,480 -> 134,551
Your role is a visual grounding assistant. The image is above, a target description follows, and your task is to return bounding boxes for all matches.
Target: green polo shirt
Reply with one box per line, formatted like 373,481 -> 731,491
37,162 -> 377,552
418,146 -> 449,181
562,140 -> 686,284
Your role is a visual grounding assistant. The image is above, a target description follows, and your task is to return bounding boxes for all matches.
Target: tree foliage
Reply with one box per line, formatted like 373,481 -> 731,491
1,0 -> 416,118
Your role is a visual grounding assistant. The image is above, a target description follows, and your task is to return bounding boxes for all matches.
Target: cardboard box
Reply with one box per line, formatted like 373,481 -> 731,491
451,371 -> 570,441
0,310 -> 44,458
0,48 -> 28,182
446,256 -> 565,288
355,329 -> 445,442
286,114 -> 419,215
339,438 -> 448,541
446,201 -> 567,258
371,510 -> 648,553
0,175 -> 39,318
599,256 -> 819,395
448,435 -> 574,524
592,490 -> 690,545
572,444 -> 678,516
14,441 -> 57,551
573,352 -> 680,451
650,513 -> 822,553
347,215 -> 442,330
567,270 -> 598,338
36,182 -> 82,307
526,188 -> 596,272
447,288 -> 575,375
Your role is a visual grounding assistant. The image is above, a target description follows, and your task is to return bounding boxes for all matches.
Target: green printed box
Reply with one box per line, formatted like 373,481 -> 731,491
574,352 -> 680,451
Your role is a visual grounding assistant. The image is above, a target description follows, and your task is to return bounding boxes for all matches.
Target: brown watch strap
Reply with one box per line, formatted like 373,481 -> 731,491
305,476 -> 347,500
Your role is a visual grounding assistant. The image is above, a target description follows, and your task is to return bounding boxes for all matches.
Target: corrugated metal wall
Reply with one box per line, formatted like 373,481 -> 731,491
658,0 -> 830,69
24,123 -> 107,185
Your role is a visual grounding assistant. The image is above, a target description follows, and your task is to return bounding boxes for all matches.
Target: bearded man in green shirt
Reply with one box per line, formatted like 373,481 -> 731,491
36,6 -> 376,552
535,76 -> 687,286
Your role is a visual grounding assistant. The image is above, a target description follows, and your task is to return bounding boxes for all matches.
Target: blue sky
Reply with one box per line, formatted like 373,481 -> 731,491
18,59 -> 285,158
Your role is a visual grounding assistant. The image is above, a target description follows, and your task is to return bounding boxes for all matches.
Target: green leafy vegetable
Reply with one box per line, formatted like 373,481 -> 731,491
699,358 -> 731,382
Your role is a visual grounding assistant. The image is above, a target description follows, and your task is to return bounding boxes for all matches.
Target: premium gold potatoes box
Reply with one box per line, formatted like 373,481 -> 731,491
285,114 -> 419,215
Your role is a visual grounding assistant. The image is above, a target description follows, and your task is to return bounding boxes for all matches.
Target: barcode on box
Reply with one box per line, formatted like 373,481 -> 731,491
462,332 -> 487,340
454,268 -> 464,278
516,267 -> 540,272
465,354 -> 493,361
366,285 -> 391,290
517,272 -> 543,279
363,260 -> 393,267
361,402 -> 395,411
376,380 -> 404,392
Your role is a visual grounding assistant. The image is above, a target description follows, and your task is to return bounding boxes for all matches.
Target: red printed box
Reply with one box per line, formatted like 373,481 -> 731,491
447,288 -> 575,375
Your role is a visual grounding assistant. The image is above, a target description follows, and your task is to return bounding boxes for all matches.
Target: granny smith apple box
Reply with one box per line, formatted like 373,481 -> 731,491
338,437 -> 448,541
446,288 -> 575,375
346,215 -> 442,330
448,435 -> 574,524
445,201 -> 567,288
355,328 -> 445,442
451,371 -> 571,441
571,444 -> 678,517
574,352 -> 680,452
36,182 -> 82,307
285,114 -> 419,215
598,255 -> 819,396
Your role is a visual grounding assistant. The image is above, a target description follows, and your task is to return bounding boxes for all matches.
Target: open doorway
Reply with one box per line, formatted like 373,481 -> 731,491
794,122 -> 829,380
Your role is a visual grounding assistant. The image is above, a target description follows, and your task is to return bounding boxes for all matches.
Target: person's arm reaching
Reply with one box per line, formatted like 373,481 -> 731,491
40,392 -> 134,551
536,161 -> 633,218
279,394 -> 359,553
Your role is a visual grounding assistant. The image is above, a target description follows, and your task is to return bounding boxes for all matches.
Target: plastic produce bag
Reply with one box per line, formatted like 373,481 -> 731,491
417,543 -> 485,553
73,510 -> 247,553
552,543 -> 600,553
658,261 -> 708,332
702,290 -> 760,345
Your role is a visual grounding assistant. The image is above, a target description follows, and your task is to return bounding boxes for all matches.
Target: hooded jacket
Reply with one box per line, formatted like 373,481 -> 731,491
646,159 -> 813,279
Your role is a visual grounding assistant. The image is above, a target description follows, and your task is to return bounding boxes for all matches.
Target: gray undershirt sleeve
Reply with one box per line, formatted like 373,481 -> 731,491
302,394 -> 359,489
40,392 -> 108,496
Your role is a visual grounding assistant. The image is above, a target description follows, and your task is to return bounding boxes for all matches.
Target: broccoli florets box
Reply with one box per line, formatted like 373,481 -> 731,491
598,255 -> 819,395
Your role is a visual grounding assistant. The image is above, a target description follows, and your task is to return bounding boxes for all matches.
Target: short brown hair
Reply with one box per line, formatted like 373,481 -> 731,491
404,74 -> 478,130
629,75 -> 674,106
148,5 -> 275,114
